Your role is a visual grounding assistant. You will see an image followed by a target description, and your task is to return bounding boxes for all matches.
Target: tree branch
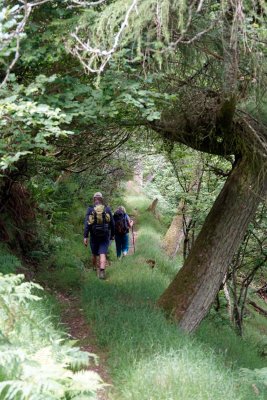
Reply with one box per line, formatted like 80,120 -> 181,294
0,0 -> 52,87
70,0 -> 138,74
68,0 -> 106,7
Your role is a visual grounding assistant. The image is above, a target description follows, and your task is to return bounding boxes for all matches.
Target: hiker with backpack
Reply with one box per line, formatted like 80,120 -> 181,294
113,206 -> 133,259
83,192 -> 114,280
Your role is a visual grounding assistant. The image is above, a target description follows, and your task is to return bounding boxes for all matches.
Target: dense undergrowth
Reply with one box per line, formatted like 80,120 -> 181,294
80,189 -> 267,400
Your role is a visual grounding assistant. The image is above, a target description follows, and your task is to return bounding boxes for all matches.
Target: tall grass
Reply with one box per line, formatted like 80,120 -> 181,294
80,190 -> 266,400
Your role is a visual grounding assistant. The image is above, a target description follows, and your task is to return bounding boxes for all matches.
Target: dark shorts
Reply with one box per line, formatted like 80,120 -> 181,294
90,236 -> 110,255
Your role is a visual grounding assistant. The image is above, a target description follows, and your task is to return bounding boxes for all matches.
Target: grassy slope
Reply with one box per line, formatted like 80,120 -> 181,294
80,189 -> 267,400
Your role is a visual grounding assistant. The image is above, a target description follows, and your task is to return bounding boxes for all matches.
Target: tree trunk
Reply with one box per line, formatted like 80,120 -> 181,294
147,198 -> 158,214
134,159 -> 143,189
158,158 -> 267,333
223,278 -> 232,322
163,199 -> 185,257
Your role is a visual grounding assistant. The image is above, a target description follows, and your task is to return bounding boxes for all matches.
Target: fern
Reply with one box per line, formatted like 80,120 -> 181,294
0,274 -> 104,399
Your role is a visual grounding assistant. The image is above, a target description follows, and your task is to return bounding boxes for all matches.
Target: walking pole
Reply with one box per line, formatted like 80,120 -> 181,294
131,225 -> 135,253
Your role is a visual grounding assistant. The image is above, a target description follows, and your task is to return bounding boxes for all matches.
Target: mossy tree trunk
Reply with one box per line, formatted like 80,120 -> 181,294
158,158 -> 267,332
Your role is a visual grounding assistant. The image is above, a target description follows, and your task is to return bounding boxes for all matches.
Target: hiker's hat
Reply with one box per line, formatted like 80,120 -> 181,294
93,192 -> 103,198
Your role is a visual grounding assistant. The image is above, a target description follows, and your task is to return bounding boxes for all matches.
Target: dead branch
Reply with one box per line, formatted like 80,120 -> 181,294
248,301 -> 267,317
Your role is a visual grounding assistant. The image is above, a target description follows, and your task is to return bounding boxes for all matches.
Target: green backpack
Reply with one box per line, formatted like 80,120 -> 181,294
88,204 -> 111,238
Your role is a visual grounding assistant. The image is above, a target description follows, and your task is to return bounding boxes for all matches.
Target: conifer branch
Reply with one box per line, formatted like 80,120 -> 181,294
70,0 -> 138,74
69,0 -> 222,75
68,0 -> 106,7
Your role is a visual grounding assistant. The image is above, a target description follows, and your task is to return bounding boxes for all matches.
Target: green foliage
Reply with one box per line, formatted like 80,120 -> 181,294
0,273 -> 104,399
0,2 -> 24,68
240,368 -> 267,394
0,75 -> 73,171
67,0 -> 214,71
197,316 -> 266,370
0,244 -> 21,274
142,145 -> 230,235
69,0 -> 267,98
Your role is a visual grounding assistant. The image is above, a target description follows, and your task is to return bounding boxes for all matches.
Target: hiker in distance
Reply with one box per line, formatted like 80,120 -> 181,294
113,206 -> 134,259
83,192 -> 115,280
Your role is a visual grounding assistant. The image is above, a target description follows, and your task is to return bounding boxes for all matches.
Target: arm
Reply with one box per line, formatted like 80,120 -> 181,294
126,214 -> 133,228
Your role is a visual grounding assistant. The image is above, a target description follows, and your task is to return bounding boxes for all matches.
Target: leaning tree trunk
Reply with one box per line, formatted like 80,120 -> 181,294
163,199 -> 186,257
158,157 -> 267,333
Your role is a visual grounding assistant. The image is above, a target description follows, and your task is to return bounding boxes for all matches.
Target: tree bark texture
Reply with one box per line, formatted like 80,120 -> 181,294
163,199 -> 185,258
158,158 -> 267,333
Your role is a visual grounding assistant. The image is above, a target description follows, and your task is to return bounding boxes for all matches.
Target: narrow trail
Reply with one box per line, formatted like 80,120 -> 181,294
57,292 -> 112,400
56,184 -> 140,399
56,228 -> 138,399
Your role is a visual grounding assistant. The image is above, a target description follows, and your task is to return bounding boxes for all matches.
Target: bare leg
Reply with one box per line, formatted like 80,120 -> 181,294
99,254 -> 106,279
92,254 -> 99,271
99,254 -> 106,269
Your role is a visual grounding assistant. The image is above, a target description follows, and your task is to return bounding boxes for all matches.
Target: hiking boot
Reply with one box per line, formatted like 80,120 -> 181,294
99,269 -> 106,280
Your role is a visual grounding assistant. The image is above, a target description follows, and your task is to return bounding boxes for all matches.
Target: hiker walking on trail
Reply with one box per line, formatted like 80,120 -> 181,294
83,192 -> 114,280
113,206 -> 134,259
